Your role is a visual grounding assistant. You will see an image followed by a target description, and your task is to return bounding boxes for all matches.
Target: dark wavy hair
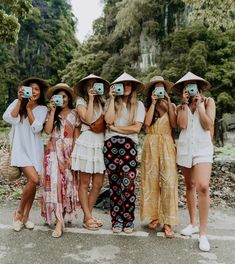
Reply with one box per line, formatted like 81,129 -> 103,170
77,79 -> 105,107
19,83 -> 46,118
53,89 -> 74,130
145,82 -> 167,126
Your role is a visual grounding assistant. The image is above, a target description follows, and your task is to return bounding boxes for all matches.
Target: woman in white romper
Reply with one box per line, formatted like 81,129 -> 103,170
71,74 -> 109,230
174,72 -> 215,252
3,77 -> 48,231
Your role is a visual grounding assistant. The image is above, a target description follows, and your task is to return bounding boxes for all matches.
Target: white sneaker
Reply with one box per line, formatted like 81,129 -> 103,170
24,220 -> 35,229
198,236 -> 210,252
180,224 -> 199,236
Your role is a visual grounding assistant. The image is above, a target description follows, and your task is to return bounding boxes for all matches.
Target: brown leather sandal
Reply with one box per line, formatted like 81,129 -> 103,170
164,224 -> 175,238
83,218 -> 99,231
92,217 -> 103,227
148,219 -> 161,230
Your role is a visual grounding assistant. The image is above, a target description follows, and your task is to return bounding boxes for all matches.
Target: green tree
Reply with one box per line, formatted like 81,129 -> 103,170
183,0 -> 235,30
0,0 -> 33,43
0,0 -> 78,117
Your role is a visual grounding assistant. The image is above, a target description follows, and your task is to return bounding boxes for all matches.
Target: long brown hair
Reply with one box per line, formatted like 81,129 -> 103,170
77,79 -> 105,107
19,83 -> 46,119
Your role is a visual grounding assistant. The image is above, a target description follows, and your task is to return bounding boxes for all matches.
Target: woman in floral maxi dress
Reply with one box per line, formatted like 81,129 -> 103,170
41,83 -> 80,238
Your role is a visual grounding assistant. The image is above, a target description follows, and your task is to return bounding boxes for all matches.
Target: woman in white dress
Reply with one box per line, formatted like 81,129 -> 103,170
3,77 -> 49,231
173,72 -> 215,252
71,74 -> 109,230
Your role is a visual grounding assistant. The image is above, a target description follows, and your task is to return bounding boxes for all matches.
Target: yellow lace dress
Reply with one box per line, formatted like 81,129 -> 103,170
140,112 -> 178,225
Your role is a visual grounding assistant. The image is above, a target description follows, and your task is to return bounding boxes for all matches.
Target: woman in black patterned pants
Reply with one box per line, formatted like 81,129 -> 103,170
104,73 -> 145,233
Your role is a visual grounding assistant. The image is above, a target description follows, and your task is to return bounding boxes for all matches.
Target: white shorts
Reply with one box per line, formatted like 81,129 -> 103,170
177,154 -> 213,168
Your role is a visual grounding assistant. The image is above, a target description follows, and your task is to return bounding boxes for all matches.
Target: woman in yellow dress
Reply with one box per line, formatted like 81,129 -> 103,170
140,76 -> 178,238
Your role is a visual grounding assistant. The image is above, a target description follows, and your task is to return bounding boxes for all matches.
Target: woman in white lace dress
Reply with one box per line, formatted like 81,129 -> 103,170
71,74 -> 109,230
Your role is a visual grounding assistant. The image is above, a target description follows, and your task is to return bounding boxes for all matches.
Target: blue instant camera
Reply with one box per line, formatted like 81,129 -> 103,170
93,83 -> 104,95
22,86 -> 32,98
154,87 -> 165,99
114,83 -> 124,96
185,83 -> 198,96
52,95 -> 63,107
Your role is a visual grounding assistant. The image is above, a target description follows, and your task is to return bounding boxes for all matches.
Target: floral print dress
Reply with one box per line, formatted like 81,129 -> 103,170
41,109 -> 80,226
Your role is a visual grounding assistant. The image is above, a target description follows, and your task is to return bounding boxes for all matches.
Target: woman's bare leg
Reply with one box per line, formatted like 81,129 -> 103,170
78,171 -> 93,221
193,163 -> 211,236
15,167 -> 39,221
181,167 -> 197,227
88,173 -> 104,213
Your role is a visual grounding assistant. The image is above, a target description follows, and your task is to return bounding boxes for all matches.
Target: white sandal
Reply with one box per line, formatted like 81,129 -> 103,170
24,220 -> 35,229
13,212 -> 24,232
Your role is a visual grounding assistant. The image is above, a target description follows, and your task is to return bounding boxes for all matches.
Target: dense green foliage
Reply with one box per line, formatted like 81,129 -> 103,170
61,0 -> 235,118
0,0 -> 33,44
183,0 -> 235,31
0,0 -> 78,116
0,0 -> 234,119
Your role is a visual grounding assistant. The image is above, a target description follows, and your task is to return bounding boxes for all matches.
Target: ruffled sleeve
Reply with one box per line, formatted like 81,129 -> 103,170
76,97 -> 87,107
30,105 -> 48,133
71,109 -> 81,127
2,99 -> 20,125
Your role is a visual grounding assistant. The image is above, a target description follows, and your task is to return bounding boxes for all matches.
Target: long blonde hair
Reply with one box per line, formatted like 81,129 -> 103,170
114,89 -> 138,125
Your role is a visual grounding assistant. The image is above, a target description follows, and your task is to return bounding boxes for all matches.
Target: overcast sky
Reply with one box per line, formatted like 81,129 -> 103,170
70,0 -> 103,42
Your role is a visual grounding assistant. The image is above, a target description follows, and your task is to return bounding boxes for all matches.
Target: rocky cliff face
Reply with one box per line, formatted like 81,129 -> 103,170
139,3 -> 191,72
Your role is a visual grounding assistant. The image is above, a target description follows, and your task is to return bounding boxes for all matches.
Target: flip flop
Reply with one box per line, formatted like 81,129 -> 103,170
52,228 -> 63,238
112,226 -> 122,233
123,227 -> 134,234
148,219 -> 161,230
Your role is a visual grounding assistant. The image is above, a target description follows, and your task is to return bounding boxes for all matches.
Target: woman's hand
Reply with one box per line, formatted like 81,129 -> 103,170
109,85 -> 116,99
181,90 -> 189,105
88,88 -> 96,101
26,98 -> 35,110
17,86 -> 24,101
193,92 -> 203,108
48,99 -> 56,113
151,91 -> 158,105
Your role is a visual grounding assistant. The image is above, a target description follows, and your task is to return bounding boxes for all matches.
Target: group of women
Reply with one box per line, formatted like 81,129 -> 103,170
3,71 -> 215,252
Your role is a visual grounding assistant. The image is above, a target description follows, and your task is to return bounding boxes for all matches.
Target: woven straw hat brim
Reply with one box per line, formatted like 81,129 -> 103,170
46,84 -> 76,100
145,80 -> 174,93
74,74 -> 110,93
111,73 -> 145,93
21,77 -> 49,90
172,72 -> 211,93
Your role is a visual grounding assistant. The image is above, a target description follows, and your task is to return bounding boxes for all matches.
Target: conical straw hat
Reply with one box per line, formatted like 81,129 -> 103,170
145,76 -> 174,93
46,83 -> 76,101
172,72 -> 211,93
74,74 -> 110,92
112,72 -> 145,93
